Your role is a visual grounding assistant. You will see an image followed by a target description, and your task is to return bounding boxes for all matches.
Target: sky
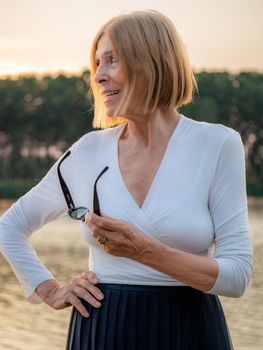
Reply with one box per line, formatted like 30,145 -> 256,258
0,0 -> 262,77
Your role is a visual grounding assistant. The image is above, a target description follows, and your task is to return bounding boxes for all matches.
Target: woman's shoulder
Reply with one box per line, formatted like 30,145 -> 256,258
70,124 -> 125,153
183,114 -> 240,146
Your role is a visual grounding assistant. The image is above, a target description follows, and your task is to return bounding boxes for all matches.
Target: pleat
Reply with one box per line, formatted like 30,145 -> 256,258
183,289 -> 199,349
135,291 -> 147,350
114,289 -> 128,349
72,306 -> 83,349
105,290 -> 121,350
196,292 -> 234,350
65,307 -> 78,350
209,296 -> 222,347
77,299 -> 93,350
156,291 -> 170,350
212,296 -> 234,349
142,291 -> 156,350
182,291 -> 190,349
96,288 -> 110,350
125,291 -> 137,350
90,302 -> 100,350
79,313 -> 89,350
215,297 -> 234,349
192,290 -> 205,349
169,288 -> 181,349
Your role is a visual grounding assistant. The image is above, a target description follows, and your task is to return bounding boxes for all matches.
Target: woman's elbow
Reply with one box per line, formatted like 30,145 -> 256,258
207,255 -> 253,298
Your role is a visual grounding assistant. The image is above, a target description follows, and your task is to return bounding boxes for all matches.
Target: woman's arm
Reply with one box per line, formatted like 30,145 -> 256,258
86,213 -> 218,291
0,151 -> 74,303
135,240 -> 219,292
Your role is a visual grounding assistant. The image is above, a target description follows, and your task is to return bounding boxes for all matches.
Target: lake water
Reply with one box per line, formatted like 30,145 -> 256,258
0,199 -> 262,350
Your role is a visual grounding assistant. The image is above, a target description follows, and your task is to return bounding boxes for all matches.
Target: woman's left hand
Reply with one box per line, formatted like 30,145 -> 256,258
85,212 -> 152,259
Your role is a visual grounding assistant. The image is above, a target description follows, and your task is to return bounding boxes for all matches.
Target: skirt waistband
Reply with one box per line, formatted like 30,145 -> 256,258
97,283 -> 201,294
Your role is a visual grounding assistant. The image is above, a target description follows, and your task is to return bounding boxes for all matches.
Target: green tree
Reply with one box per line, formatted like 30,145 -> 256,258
0,71 -> 262,197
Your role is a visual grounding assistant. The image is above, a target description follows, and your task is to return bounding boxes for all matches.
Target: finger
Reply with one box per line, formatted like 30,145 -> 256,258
84,212 -> 90,223
86,223 -> 112,240
88,213 -> 122,232
78,278 -> 104,300
92,229 -> 111,240
68,294 -> 89,318
74,286 -> 102,308
85,220 -> 111,238
81,271 -> 100,284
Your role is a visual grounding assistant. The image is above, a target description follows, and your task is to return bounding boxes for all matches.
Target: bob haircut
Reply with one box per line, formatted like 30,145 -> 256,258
90,10 -> 197,129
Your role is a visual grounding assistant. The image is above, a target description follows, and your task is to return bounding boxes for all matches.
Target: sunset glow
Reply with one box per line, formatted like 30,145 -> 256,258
0,0 -> 262,77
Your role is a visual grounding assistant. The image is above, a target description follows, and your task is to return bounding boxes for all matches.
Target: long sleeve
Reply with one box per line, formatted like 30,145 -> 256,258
0,150 -> 75,303
207,130 -> 253,297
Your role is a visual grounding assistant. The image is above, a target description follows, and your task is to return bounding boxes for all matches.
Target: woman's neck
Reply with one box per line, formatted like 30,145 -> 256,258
120,108 -> 180,150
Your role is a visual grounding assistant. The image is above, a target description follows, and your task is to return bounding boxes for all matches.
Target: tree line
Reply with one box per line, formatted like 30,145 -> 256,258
0,71 -> 262,198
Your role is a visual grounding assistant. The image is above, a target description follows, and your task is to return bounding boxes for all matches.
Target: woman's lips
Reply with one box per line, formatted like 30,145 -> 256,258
103,91 -> 120,104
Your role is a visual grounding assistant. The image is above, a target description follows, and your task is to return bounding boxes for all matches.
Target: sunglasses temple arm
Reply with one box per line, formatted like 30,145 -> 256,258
57,150 -> 75,209
93,166 -> 109,216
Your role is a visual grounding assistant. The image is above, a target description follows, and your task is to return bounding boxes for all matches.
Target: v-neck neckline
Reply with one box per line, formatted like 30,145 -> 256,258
113,114 -> 186,212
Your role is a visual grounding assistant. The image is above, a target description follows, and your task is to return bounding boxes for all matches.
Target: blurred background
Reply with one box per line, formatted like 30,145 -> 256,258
0,0 -> 262,349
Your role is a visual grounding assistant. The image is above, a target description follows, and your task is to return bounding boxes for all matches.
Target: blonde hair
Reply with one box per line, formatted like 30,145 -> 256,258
90,10 -> 197,129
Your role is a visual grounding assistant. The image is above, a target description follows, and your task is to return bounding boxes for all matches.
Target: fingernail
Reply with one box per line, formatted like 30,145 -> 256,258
95,301 -> 101,307
98,293 -> 104,300
93,278 -> 99,283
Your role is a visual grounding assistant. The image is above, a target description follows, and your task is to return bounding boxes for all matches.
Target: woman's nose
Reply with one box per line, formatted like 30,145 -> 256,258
93,64 -> 108,84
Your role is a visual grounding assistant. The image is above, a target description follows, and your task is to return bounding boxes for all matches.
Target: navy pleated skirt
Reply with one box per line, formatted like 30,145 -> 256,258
66,284 -> 233,350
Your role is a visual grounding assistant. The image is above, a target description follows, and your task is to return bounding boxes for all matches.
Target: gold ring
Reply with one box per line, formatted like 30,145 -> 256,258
97,235 -> 109,245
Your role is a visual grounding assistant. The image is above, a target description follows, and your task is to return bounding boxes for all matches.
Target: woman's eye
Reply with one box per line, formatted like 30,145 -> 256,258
110,57 -> 117,64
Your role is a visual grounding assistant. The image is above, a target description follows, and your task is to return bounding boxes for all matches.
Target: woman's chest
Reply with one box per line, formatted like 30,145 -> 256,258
75,152 -> 215,253
118,155 -> 162,210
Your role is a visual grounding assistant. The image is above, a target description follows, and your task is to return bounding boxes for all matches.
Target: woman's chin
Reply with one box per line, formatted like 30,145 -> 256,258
105,111 -> 115,118
105,108 -> 122,118
104,106 -> 128,119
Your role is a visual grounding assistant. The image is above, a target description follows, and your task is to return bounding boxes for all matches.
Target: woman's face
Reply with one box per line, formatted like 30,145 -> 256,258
93,33 -> 126,117
94,33 -> 144,118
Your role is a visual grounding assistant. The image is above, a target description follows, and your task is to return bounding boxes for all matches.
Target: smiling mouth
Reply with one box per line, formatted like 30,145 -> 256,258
103,90 -> 120,97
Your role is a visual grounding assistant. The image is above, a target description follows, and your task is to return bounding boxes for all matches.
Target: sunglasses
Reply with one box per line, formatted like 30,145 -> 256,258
57,150 -> 109,221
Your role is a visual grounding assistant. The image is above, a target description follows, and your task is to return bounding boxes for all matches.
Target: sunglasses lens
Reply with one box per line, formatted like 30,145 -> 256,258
68,207 -> 89,220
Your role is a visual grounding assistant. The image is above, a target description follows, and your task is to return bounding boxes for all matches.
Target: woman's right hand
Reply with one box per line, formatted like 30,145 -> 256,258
35,271 -> 104,318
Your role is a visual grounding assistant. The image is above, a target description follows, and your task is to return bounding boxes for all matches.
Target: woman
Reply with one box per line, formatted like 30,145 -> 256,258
0,10 -> 253,350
